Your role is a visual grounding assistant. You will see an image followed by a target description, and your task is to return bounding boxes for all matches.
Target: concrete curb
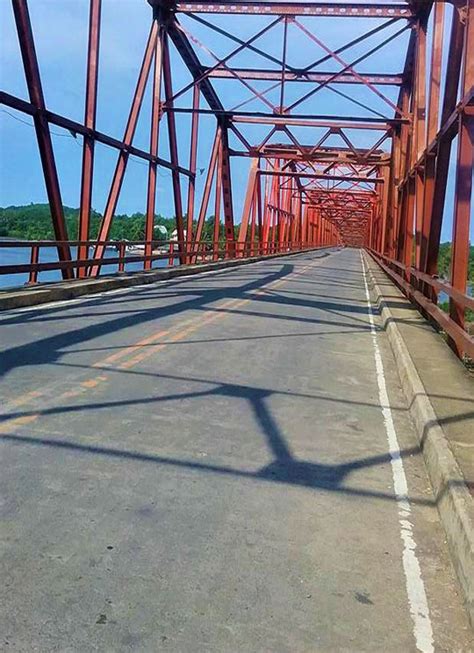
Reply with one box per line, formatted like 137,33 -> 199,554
0,248 -> 331,311
363,251 -> 474,627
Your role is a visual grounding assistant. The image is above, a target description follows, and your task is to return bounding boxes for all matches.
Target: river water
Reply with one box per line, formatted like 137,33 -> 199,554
0,244 -> 171,289
0,244 -> 471,301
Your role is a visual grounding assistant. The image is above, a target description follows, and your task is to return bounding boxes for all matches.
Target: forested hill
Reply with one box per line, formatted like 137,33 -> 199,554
438,242 -> 474,282
0,204 -> 176,241
0,204 -> 472,282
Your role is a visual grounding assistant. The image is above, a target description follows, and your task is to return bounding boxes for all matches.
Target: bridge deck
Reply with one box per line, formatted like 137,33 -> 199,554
0,248 -> 471,651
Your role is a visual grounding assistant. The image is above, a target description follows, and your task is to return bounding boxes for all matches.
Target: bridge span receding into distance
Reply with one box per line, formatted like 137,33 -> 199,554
1,0 -> 474,649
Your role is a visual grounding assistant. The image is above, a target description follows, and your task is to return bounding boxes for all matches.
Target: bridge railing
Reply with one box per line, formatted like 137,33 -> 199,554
0,239 -> 318,287
368,250 -> 474,361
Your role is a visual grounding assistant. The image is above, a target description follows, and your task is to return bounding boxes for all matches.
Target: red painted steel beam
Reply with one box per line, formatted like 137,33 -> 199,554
0,91 -> 192,176
259,170 -> 384,183
165,107 -> 408,126
170,17 -> 281,104
78,0 -> 102,278
213,144 -> 223,260
238,158 -> 259,255
12,0 -> 73,278
291,18 -> 409,119
162,34 -> 186,263
204,68 -> 404,86
144,22 -> 165,270
286,21 -> 411,114
220,122 -> 236,256
186,11 -> 405,94
448,0 -> 474,349
231,151 -> 390,167
165,17 -> 224,112
192,126 -> 221,252
90,20 -> 158,275
424,6 -> 466,278
165,1 -> 414,18
449,113 -> 473,340
186,83 -> 200,260
426,2 -> 444,146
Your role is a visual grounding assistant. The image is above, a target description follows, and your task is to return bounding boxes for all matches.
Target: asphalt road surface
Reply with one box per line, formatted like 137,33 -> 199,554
1,248 -> 472,652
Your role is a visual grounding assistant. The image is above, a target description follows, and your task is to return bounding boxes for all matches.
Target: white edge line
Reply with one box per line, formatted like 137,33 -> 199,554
360,251 -> 434,653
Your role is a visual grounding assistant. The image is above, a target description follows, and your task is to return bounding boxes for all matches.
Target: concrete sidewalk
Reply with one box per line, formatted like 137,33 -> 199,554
365,251 -> 474,628
365,253 -> 474,482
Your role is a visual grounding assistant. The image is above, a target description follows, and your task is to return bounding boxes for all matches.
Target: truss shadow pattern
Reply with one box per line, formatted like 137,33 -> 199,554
0,0 -> 473,358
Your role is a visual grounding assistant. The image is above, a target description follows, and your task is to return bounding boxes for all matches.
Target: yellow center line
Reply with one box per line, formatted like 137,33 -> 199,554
119,262 -> 316,369
92,329 -> 171,367
2,390 -> 43,408
0,257 -> 325,433
119,298 -> 247,368
0,413 -> 39,434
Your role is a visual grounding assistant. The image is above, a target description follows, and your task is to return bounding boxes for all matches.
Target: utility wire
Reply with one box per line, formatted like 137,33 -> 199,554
1,108 -> 175,175
1,108 -> 76,138
0,108 -> 208,230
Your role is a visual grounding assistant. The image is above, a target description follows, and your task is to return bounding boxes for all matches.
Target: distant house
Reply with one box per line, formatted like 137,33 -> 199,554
170,228 -> 187,242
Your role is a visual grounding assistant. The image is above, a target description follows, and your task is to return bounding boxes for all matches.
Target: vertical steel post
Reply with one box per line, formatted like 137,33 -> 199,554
220,121 -> 235,257
192,126 -> 221,254
256,172 -> 263,254
403,176 -> 416,280
449,0 -> 474,349
426,2 -> 444,146
144,17 -> 164,271
413,18 -> 426,270
249,186 -> 257,255
186,84 -> 200,262
302,204 -> 308,246
377,166 -> 389,254
27,244 -> 39,284
279,17 -> 288,113
449,114 -> 473,340
238,158 -> 259,256
78,0 -> 101,277
213,144 -> 222,261
162,35 -> 185,263
91,21 -> 158,274
424,8 -> 465,277
415,19 -> 426,160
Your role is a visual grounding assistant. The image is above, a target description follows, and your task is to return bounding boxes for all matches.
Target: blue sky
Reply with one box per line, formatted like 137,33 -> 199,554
0,0 -> 468,241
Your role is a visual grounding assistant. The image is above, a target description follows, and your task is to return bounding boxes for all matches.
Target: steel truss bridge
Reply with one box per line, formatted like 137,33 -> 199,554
2,2 -> 474,648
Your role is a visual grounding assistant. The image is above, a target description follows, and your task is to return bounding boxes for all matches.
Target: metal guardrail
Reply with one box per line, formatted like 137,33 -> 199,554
0,239 -> 314,286
368,249 -> 474,360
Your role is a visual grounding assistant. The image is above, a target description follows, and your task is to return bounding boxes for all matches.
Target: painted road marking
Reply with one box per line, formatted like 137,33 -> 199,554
0,413 -> 39,434
1,390 -> 43,409
360,251 -> 434,653
0,255 -> 329,433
